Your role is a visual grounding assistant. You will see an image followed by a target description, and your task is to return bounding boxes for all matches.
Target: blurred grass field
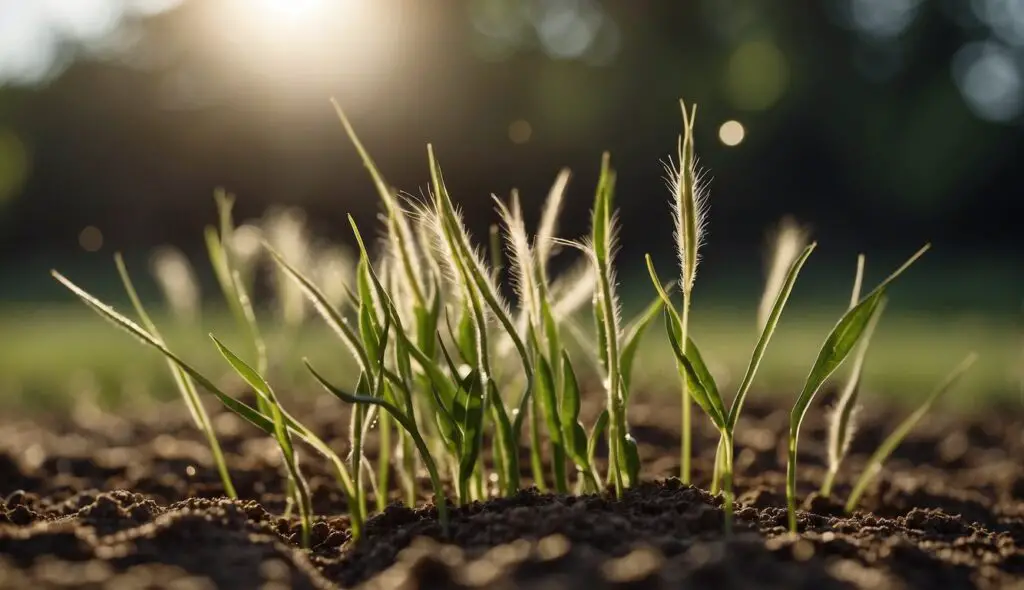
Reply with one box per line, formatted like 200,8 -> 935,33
3,284 -> 1019,415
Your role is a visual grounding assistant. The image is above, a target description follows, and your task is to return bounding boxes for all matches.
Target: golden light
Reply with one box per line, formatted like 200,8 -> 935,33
718,120 -> 746,147
259,0 -> 326,21
508,119 -> 533,144
206,0 -> 398,108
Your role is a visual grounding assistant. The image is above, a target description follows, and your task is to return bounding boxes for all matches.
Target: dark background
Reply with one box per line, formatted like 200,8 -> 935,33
0,0 -> 1021,312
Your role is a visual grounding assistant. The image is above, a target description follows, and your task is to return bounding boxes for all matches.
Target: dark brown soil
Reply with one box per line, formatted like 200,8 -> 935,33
1,390 -> 1022,589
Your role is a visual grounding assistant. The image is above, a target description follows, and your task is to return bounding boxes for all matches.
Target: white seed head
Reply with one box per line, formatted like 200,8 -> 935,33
150,246 -> 200,321
665,101 -> 709,294
313,245 -> 355,310
758,216 -> 810,332
263,207 -> 312,326
535,168 -> 571,274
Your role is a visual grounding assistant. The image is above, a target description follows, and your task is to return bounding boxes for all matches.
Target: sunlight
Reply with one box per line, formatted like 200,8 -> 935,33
258,0 -> 326,22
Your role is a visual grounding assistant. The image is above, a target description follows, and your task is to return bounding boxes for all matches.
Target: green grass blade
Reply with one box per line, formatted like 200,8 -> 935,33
786,244 -> 930,531
727,242 -> 816,429
212,335 -> 312,548
664,315 -> 726,431
844,353 -> 977,513
111,255 -> 237,499
587,409 -> 609,478
264,242 -> 372,374
823,296 -> 886,495
306,359 -> 450,535
621,288 -> 670,393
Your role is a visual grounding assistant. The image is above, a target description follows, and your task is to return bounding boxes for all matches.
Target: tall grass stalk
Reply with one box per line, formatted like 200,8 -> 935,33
664,101 -> 707,484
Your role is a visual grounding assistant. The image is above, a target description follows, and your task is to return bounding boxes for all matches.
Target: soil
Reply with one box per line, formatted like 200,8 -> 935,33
1,389 -> 1022,589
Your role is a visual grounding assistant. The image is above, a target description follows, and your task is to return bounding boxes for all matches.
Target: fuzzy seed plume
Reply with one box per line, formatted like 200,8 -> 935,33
665,101 -> 709,294
150,246 -> 201,322
494,191 -> 540,328
535,168 -> 571,274
550,259 -> 596,319
758,217 -> 810,332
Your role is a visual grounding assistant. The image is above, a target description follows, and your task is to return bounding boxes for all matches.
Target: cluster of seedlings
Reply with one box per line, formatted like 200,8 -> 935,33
53,100 -> 976,547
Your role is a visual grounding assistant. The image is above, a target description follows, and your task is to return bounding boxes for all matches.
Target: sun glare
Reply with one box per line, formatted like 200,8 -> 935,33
260,0 -> 325,21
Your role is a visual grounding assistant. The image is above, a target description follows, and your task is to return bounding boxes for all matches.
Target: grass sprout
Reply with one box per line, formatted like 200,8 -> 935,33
51,97 -> 972,546
111,254 -> 236,499
212,335 -> 313,548
786,244 -> 930,532
51,269 -> 362,539
844,353 -> 978,512
647,240 -> 816,532
662,100 -> 707,485
820,255 -> 885,498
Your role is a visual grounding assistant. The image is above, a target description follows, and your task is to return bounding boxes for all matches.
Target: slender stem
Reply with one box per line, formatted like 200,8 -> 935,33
711,439 -> 723,494
377,410 -> 392,512
529,398 -> 548,491
399,429 -> 417,507
187,387 -> 236,497
786,438 -> 799,532
680,293 -> 692,484
350,404 -> 366,520
721,430 -> 734,534
283,478 -> 297,519
406,428 -> 449,535
552,444 -> 568,493
820,467 -> 837,498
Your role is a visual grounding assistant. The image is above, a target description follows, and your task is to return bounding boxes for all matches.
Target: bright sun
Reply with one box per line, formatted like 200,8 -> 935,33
259,0 -> 325,21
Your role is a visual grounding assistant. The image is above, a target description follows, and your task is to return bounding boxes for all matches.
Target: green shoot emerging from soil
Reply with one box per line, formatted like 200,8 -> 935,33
51,98 -> 969,545
647,239 -> 816,532
662,101 -> 706,485
820,255 -> 885,498
786,244 -> 931,532
845,352 -> 977,512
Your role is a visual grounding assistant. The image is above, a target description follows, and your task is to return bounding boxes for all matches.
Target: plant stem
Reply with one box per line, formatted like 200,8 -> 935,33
786,437 -> 799,532
529,399 -> 547,491
680,293 -> 692,484
400,429 -> 417,507
199,413 -> 238,498
721,430 -> 735,534
552,444 -> 568,493
377,409 -> 392,512
351,404 -> 367,520
820,467 -> 838,498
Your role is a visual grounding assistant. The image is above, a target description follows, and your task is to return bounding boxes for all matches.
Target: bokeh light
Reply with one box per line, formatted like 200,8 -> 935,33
953,42 -> 1024,122
78,226 -> 104,252
508,119 -> 533,144
0,0 -> 183,85
718,120 -> 745,147
725,39 -> 789,111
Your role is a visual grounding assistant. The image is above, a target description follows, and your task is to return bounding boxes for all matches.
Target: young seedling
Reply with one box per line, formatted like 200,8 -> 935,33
786,244 -> 930,532
554,152 -> 639,495
844,353 -> 977,512
663,100 -> 707,485
647,240 -> 816,532
820,256 -> 886,497
212,336 -> 313,549
112,254 -> 237,499
51,270 -> 363,540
